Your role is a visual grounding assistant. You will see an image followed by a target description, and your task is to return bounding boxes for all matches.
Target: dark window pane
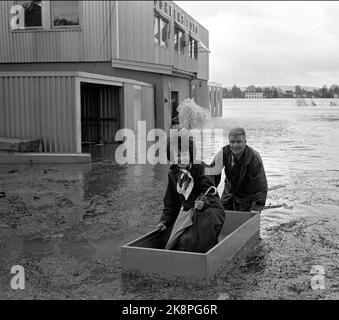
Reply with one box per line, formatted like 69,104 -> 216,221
160,18 -> 168,47
17,0 -> 42,27
174,28 -> 178,52
52,0 -> 79,26
154,16 -> 159,44
194,39 -> 198,59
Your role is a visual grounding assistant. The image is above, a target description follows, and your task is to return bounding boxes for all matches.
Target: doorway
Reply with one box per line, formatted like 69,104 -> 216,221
171,91 -> 179,126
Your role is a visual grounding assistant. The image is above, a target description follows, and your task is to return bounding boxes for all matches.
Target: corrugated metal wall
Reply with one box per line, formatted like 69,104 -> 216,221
0,74 -> 77,153
123,83 -> 155,132
0,1 -> 111,63
117,1 -> 205,78
0,1 -> 208,80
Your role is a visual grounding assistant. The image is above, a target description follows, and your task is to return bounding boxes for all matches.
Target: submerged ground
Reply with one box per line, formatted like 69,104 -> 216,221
1,99 -> 339,299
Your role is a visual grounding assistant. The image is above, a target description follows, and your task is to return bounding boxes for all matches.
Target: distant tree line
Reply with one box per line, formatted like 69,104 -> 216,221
223,84 -> 339,99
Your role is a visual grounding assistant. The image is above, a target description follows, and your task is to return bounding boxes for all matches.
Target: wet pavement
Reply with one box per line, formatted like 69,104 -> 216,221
0,98 -> 339,299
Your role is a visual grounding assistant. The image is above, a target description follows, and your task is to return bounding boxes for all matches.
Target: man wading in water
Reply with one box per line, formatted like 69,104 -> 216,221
208,127 -> 268,213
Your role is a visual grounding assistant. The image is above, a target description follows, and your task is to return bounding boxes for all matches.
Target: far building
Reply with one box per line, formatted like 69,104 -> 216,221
245,91 -> 264,99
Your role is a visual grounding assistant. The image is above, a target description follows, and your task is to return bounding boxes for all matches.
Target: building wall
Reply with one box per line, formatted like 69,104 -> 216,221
162,75 -> 190,132
0,71 -> 155,153
191,79 -> 209,109
116,1 -> 209,80
0,1 -> 209,132
0,72 -> 77,152
0,1 -> 112,63
0,1 -> 209,80
114,68 -> 190,131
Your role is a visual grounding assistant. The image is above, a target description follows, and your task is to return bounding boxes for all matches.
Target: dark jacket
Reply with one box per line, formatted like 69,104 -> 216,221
211,145 -> 268,211
159,164 -> 225,253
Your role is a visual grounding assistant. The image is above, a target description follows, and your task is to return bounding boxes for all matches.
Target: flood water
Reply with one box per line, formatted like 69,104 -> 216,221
213,98 -> 339,232
1,98 -> 339,299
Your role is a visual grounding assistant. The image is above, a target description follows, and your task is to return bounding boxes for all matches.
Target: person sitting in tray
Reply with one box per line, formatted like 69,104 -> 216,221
156,130 -> 225,253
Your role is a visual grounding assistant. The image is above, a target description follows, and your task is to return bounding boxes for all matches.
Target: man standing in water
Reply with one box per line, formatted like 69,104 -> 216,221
208,127 -> 268,212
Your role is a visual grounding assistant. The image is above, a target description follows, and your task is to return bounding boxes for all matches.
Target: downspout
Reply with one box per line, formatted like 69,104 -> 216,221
115,0 -> 120,59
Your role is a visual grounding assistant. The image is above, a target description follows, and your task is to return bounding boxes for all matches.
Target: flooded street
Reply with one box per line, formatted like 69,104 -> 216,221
1,98 -> 339,299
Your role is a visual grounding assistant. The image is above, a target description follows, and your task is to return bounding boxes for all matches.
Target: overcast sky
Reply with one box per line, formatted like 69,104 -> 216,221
177,1 -> 339,88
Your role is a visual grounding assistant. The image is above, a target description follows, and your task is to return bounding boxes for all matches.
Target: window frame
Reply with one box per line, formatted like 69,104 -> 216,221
11,0 -> 81,32
188,35 -> 198,60
154,13 -> 170,49
50,0 -> 80,29
174,24 -> 185,55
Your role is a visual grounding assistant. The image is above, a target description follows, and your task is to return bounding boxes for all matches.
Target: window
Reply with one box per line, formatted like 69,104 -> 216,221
154,16 -> 159,45
160,18 -> 168,47
164,1 -> 167,13
14,0 -> 79,29
169,5 -> 172,16
16,0 -> 42,27
189,36 -> 198,59
52,1 -> 79,26
154,15 -> 169,48
174,26 -> 184,55
174,28 -> 178,52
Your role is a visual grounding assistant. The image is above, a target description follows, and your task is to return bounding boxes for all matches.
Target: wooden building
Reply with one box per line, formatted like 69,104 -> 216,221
0,1 -> 210,154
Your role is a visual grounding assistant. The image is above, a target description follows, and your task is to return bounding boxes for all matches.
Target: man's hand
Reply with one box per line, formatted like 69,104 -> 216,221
156,223 -> 167,231
194,200 -> 204,211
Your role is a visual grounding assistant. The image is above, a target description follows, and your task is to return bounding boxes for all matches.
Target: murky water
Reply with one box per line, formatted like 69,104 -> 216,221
1,98 -> 339,299
218,99 -> 339,230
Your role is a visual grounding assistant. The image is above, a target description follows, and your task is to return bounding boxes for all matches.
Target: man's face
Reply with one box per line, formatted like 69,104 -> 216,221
229,134 -> 246,156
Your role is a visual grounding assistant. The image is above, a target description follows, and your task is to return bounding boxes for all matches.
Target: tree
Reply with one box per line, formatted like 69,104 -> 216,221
223,88 -> 231,98
246,85 -> 256,92
263,87 -> 271,98
295,85 -> 302,97
320,85 -> 329,98
231,85 -> 243,98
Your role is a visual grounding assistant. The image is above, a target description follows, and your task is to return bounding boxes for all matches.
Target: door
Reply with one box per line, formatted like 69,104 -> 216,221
171,91 -> 179,126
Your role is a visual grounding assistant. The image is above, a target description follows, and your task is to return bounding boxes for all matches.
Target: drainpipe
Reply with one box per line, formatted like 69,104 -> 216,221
115,0 -> 120,59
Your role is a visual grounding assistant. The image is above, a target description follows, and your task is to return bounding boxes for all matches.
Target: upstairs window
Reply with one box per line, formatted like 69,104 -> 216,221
13,0 -> 80,30
189,36 -> 198,60
16,0 -> 42,28
154,15 -> 169,48
154,16 -> 160,45
52,1 -> 79,27
174,26 -> 184,55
